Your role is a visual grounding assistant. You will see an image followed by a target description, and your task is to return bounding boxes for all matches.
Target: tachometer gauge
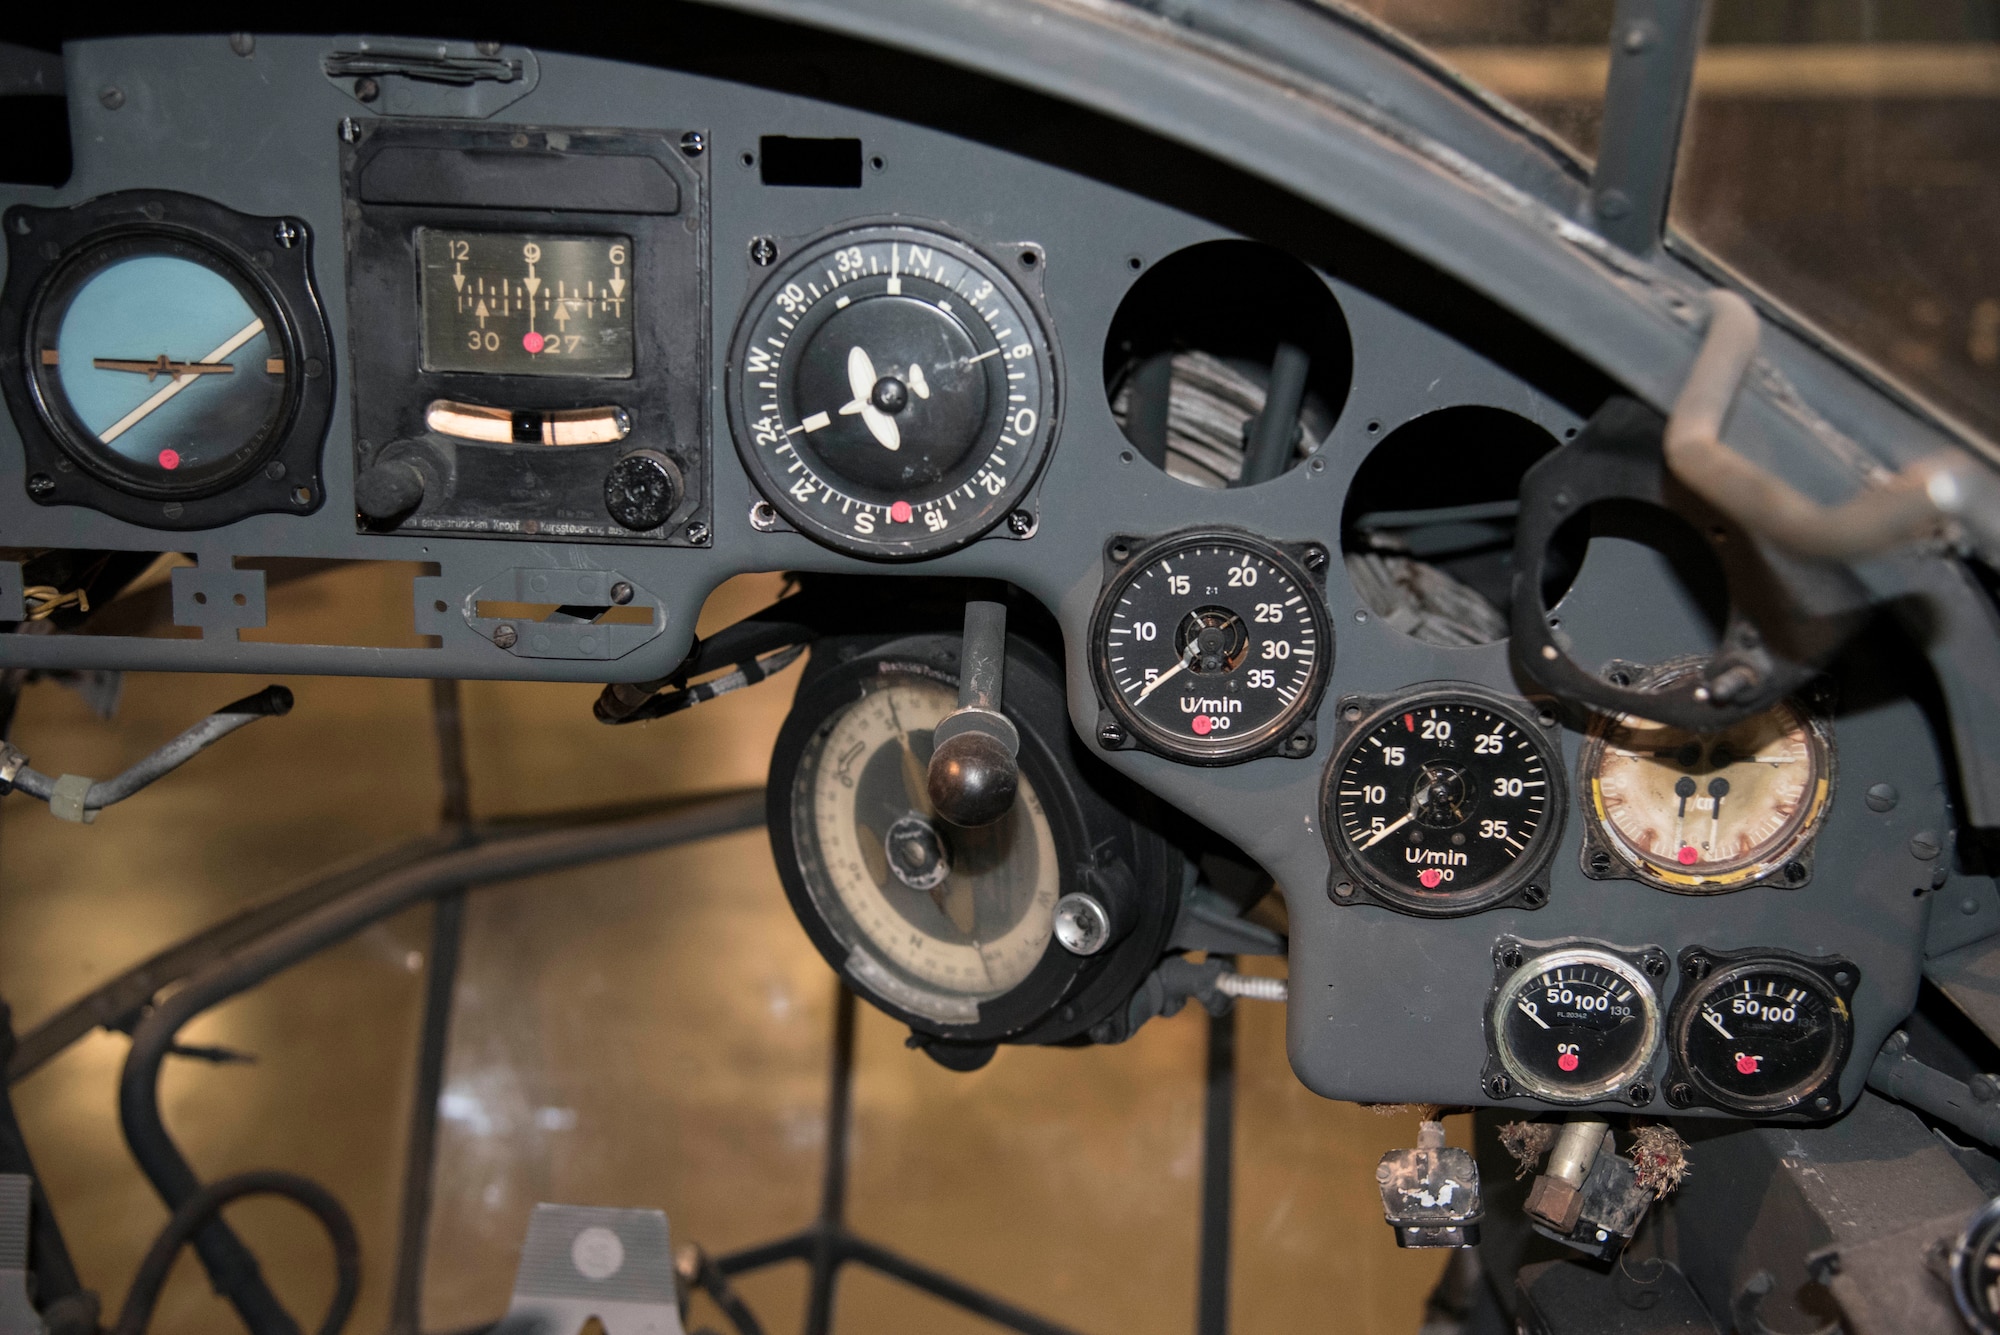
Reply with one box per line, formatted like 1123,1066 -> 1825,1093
1578,663 -> 1833,893
726,224 -> 1057,559
1486,942 -> 1665,1106
1,191 -> 333,528
1666,948 -> 1856,1117
1324,687 -> 1562,916
1090,530 -> 1331,764
768,634 -> 1181,1062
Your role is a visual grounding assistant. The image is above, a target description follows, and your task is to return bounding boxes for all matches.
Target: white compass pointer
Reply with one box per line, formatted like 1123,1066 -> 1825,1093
838,345 -> 901,451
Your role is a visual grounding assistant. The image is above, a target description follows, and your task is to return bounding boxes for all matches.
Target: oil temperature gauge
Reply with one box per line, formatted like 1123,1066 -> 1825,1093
1666,948 -> 1856,1117
1324,687 -> 1562,916
1486,942 -> 1666,1106
1090,530 -> 1331,764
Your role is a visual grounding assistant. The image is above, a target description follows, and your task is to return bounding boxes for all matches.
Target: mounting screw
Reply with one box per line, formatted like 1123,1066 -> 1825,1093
685,521 -> 710,545
1342,703 -> 1362,722
1302,543 -> 1329,572
1487,1073 -> 1512,1098
1594,188 -> 1632,221
264,460 -> 287,480
1910,831 -> 1942,861
679,130 -> 706,157
1097,721 -> 1125,748
492,624 -> 519,649
748,236 -> 779,267
1007,509 -> 1035,537
610,581 -> 635,606
1814,1095 -> 1833,1112
26,474 -> 54,498
748,500 -> 779,532
1783,860 -> 1809,885
1588,850 -> 1612,876
1497,944 -> 1523,970
1643,952 -> 1669,977
1683,953 -> 1711,980
1865,783 -> 1899,812
353,76 -> 381,103
273,220 -> 300,248
1520,883 -> 1547,908
228,32 -> 256,57
1667,1083 -> 1694,1108
98,86 -> 125,110
340,117 -> 363,144
1628,1082 -> 1653,1105
1331,879 -> 1354,900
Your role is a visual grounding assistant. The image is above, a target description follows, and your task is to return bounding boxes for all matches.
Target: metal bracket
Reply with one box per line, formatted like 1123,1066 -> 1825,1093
170,561 -> 267,640
493,1203 -> 685,1335
460,568 -> 667,662
323,37 -> 540,119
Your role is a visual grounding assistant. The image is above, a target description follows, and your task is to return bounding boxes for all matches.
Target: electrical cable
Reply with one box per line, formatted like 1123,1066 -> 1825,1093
110,1170 -> 359,1335
115,791 -> 765,1335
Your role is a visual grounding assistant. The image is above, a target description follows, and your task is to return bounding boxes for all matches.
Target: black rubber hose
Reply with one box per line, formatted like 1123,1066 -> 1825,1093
116,792 -> 765,1335
110,1170 -> 359,1335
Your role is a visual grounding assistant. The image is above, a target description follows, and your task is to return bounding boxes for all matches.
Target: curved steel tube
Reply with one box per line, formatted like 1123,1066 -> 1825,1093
114,789 -> 765,1335
1665,290 -> 1999,561
9,685 -> 294,818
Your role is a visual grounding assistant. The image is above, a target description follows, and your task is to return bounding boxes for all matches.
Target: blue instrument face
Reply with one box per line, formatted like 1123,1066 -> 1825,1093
34,240 -> 290,492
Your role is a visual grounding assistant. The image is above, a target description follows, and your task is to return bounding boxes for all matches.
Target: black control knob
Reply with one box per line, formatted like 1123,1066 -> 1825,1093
604,450 -> 682,532
926,600 -> 1022,828
354,458 -> 426,523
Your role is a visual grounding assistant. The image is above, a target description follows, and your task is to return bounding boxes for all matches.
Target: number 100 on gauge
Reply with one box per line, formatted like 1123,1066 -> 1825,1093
1090,531 -> 1331,765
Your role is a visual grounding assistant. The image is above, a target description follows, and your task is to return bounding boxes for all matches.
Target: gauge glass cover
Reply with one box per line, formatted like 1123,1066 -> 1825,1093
1493,947 -> 1661,1103
792,674 -> 1061,1024
728,225 -> 1056,558
30,236 -> 291,495
418,230 -> 635,377
1675,959 -> 1849,1114
1327,691 -> 1559,914
1092,532 -> 1329,763
1582,679 -> 1832,892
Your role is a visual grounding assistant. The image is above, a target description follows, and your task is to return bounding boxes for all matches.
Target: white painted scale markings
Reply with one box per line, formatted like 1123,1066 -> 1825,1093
737,234 -> 1044,540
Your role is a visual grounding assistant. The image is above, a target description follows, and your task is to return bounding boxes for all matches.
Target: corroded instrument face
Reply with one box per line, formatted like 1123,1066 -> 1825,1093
1580,677 -> 1832,893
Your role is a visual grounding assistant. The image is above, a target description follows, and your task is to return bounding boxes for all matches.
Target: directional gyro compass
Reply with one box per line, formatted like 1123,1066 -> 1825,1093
726,223 -> 1060,559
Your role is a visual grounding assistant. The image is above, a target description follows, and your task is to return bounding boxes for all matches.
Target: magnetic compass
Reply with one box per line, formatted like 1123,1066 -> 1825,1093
726,224 -> 1058,559
1324,687 -> 1563,916
1666,948 -> 1856,1117
0,191 -> 333,528
768,633 -> 1181,1060
1486,941 -> 1667,1107
1089,530 -> 1331,764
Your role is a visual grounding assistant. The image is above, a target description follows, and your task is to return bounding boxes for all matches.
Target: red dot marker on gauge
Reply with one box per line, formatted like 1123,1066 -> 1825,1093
1418,868 -> 1444,889
1558,1051 -> 1580,1072
1677,846 -> 1700,866
1735,1052 -> 1762,1075
1191,715 -> 1212,736
889,500 -> 913,524
157,448 -> 180,471
523,331 -> 545,354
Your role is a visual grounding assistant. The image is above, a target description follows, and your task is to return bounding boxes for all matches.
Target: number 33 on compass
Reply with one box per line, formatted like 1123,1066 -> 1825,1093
725,224 -> 1059,559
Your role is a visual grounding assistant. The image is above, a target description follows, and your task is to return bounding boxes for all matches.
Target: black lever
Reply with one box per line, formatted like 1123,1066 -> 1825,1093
926,601 -> 1020,827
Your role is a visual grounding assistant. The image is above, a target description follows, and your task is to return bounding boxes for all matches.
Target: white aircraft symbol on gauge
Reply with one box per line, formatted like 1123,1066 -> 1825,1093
837,345 -> 929,451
